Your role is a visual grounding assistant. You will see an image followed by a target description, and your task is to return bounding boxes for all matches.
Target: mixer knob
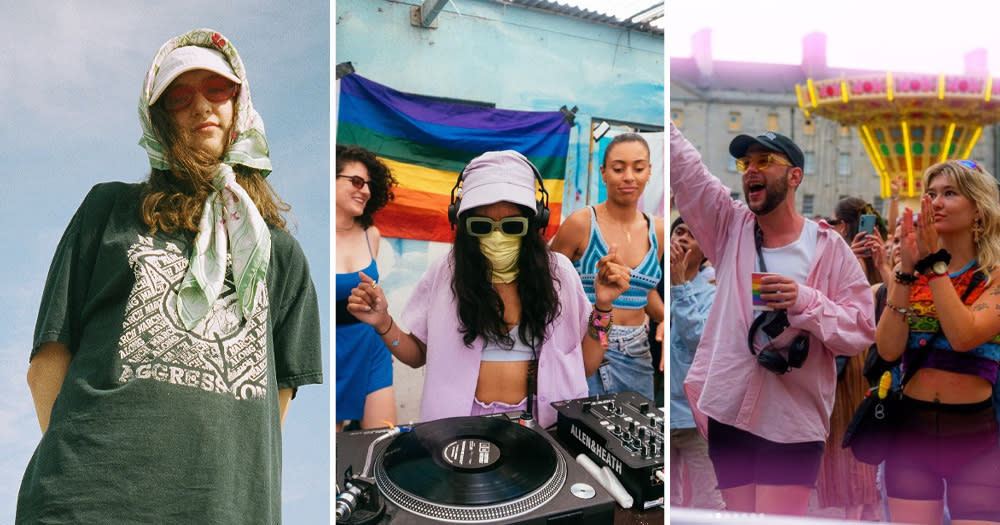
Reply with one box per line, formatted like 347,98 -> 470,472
628,421 -> 636,433
637,427 -> 646,439
623,431 -> 632,443
639,402 -> 649,414
582,402 -> 592,413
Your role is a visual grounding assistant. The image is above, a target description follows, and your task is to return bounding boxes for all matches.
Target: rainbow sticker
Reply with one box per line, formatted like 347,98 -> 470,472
752,272 -> 775,311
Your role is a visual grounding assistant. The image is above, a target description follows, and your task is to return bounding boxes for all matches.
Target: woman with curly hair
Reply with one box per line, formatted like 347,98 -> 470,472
876,159 -> 1000,525
18,29 -> 323,523
346,150 -> 631,427
335,144 -> 398,430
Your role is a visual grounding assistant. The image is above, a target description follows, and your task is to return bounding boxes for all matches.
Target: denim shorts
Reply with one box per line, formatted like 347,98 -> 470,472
586,324 -> 654,401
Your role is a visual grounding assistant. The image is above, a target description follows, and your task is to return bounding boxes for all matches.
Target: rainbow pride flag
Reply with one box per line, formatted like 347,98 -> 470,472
337,73 -> 570,242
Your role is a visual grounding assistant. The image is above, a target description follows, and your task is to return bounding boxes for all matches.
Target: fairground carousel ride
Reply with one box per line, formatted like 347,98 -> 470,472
795,72 -> 1000,202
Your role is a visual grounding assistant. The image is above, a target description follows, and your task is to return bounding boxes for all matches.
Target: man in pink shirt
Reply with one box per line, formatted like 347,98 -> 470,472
670,122 -> 875,516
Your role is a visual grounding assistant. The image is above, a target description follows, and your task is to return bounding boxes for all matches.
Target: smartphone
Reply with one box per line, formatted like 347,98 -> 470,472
858,214 -> 876,237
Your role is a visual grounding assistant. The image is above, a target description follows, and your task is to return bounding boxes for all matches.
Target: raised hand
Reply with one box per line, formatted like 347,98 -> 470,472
669,240 -> 692,285
345,271 -> 392,329
899,207 -> 919,272
867,228 -> 892,283
917,194 -> 938,258
594,244 -> 631,308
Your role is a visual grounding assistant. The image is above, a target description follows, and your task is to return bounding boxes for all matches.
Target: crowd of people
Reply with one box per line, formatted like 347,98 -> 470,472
668,121 -> 1000,524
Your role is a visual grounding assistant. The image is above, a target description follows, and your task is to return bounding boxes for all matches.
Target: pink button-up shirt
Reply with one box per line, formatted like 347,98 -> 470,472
671,123 -> 875,443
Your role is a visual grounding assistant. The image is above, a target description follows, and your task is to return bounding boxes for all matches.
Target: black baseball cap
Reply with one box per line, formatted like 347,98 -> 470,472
729,132 -> 805,169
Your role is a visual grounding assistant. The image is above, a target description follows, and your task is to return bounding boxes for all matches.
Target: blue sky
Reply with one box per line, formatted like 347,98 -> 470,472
0,2 -> 330,523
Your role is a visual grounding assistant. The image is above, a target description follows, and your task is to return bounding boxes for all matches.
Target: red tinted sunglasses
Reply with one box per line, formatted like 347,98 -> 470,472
162,76 -> 238,112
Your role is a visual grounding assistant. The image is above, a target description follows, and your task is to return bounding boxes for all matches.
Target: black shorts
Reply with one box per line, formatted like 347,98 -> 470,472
707,418 -> 825,489
884,396 -> 1000,521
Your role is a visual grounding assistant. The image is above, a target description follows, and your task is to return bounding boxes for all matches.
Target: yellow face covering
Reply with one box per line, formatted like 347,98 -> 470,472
479,230 -> 521,283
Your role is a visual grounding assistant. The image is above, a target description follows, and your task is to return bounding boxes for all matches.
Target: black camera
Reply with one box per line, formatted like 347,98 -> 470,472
747,309 -> 809,374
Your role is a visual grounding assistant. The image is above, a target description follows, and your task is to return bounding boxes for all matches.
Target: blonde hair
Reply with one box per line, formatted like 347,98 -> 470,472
924,160 -> 1000,279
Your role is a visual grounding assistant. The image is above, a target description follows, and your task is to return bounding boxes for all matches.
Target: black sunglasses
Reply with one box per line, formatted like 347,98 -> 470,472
337,175 -> 371,189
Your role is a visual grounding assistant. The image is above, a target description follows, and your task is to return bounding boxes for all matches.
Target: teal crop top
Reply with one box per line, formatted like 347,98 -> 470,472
572,206 -> 662,309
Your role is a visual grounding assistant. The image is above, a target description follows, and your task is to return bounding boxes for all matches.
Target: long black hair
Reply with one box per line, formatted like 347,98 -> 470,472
451,204 -> 561,350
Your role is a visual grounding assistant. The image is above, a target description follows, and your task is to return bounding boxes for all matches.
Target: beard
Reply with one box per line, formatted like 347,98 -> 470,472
745,171 -> 790,216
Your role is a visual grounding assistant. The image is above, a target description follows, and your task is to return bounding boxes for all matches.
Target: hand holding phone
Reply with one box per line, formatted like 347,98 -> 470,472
858,214 -> 876,256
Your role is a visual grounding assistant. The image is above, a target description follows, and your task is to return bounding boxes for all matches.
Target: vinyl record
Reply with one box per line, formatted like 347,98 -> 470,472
379,416 -> 558,506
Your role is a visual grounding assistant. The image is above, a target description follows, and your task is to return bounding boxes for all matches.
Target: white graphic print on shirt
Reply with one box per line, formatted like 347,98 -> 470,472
117,235 -> 269,400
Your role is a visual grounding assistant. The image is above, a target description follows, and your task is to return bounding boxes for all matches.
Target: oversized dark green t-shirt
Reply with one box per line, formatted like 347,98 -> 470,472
17,182 -> 323,524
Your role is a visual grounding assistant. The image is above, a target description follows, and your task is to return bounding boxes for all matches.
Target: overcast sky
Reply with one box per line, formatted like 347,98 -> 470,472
0,2 -> 330,523
668,0 -> 1000,74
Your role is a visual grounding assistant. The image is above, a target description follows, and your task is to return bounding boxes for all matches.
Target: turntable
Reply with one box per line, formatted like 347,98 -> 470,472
335,414 -> 616,524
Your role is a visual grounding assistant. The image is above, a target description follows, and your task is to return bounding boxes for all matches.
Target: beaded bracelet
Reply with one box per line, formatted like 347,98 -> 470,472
885,301 -> 911,318
894,271 -> 917,286
587,309 -> 614,348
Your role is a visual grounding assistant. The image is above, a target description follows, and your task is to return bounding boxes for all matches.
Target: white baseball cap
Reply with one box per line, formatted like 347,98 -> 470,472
148,46 -> 241,106
457,150 -> 540,216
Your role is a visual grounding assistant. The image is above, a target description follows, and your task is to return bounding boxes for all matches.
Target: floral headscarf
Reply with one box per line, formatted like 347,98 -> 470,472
139,28 -> 272,330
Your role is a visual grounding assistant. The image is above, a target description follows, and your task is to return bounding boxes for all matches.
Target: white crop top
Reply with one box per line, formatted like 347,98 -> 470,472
480,325 -> 537,362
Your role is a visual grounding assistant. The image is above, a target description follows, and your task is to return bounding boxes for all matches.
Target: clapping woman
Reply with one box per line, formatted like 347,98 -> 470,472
875,159 -> 1000,525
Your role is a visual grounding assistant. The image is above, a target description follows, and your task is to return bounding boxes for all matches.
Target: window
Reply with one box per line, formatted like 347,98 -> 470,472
802,194 -> 815,216
767,113 -> 779,132
671,109 -> 683,127
840,125 -> 850,137
728,111 -> 742,131
838,153 -> 851,176
804,117 -> 815,135
804,152 -> 816,175
727,157 -> 737,172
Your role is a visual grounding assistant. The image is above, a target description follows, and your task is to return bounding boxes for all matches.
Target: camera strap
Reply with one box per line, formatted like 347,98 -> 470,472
748,222 -> 786,356
754,222 -> 768,272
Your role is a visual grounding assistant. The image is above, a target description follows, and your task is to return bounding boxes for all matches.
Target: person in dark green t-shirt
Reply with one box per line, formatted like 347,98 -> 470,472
17,28 -> 323,524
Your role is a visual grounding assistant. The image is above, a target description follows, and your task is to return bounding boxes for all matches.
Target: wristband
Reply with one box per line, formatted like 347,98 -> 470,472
914,249 -> 951,276
376,317 -> 394,336
894,271 -> 917,286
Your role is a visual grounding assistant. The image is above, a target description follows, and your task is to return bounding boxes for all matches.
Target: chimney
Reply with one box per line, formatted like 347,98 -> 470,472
692,28 -> 713,80
964,48 -> 988,76
801,32 -> 827,78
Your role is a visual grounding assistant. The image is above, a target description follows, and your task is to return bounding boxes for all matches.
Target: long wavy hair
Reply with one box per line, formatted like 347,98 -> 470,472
140,99 -> 289,234
336,144 -> 397,229
924,160 -> 1000,281
451,204 -> 561,351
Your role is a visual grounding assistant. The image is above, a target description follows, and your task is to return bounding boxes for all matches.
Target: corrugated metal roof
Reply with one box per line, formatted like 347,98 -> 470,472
493,0 -> 664,35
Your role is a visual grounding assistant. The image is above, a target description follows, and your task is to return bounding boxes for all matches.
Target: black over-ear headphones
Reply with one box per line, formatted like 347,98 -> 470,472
747,309 -> 809,374
447,152 -> 550,232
